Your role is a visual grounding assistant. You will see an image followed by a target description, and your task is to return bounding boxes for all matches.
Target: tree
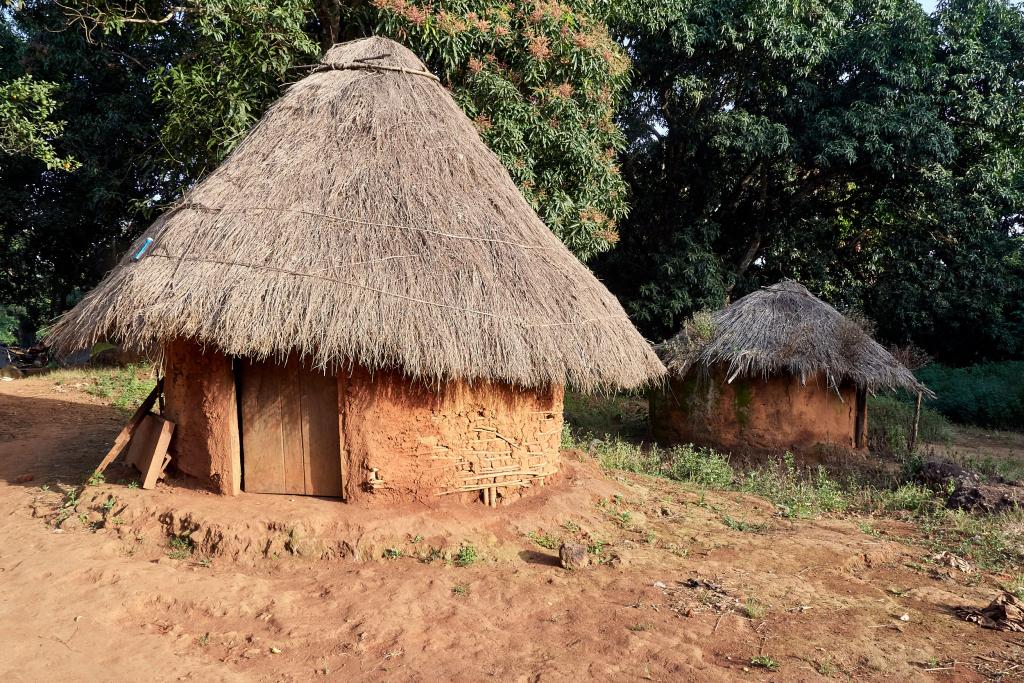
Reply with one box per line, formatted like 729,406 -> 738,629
600,0 -> 1024,365
0,2 -> 181,340
0,75 -> 77,170
61,0 -> 631,260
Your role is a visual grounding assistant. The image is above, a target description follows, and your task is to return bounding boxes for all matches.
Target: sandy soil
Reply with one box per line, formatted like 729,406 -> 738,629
1,376 -> 1023,682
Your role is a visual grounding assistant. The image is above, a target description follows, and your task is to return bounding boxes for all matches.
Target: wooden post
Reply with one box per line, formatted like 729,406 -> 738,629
908,390 -> 923,453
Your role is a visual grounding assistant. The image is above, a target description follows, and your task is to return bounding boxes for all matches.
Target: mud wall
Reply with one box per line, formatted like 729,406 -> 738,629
162,338 -> 241,494
340,367 -> 563,505
650,367 -> 861,454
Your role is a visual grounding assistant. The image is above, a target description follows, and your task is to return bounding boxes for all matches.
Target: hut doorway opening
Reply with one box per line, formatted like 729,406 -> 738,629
238,358 -> 343,497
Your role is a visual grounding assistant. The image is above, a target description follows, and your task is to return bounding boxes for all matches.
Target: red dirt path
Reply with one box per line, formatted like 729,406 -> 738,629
1,376 -> 1021,682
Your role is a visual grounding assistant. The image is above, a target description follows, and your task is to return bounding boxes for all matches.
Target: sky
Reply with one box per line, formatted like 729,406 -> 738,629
919,0 -> 937,12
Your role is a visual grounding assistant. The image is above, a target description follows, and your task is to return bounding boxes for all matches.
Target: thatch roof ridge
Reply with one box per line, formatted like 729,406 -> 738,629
657,279 -> 932,396
48,36 -> 665,391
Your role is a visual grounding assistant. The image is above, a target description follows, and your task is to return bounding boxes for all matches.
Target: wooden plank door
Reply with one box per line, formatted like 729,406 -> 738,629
239,358 -> 343,496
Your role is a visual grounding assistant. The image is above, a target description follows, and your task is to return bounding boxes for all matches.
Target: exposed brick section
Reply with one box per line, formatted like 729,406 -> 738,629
341,367 -> 563,505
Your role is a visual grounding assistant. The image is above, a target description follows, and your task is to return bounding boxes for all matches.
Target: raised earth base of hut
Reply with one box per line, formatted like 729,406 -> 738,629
162,339 -> 563,505
650,368 -> 866,455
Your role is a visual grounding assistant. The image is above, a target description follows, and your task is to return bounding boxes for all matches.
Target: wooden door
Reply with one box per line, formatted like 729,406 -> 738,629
239,358 -> 343,496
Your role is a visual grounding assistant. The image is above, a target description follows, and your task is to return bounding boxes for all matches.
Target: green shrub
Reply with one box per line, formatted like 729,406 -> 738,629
453,543 -> 478,567
917,362 -> 1024,430
868,395 -> 953,456
579,432 -> 734,487
589,435 -> 662,475
738,453 -> 849,519
664,444 -> 734,488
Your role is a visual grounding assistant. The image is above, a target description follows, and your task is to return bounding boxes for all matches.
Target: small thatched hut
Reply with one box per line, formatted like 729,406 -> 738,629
50,37 -> 664,505
651,280 -> 930,454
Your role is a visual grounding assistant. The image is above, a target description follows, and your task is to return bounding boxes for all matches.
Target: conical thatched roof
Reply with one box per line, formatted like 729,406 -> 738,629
49,37 -> 664,391
657,280 -> 932,395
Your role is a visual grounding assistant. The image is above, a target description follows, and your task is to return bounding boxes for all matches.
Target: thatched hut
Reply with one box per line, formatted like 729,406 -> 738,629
50,37 -> 664,505
651,280 -> 930,454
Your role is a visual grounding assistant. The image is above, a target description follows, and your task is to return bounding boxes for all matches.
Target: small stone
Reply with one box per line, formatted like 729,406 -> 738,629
653,581 -> 667,589
899,613 -> 910,622
269,646 -> 282,654
558,542 -> 588,570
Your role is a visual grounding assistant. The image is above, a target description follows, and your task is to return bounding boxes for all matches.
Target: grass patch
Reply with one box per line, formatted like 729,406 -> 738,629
453,543 -> 478,567
741,598 -> 765,620
737,453 -> 849,519
167,533 -> 194,560
565,425 -> 1024,573
50,364 -> 156,412
750,655 -> 779,671
576,431 -> 733,488
527,530 -> 559,550
721,515 -> 769,533
868,394 -> 954,456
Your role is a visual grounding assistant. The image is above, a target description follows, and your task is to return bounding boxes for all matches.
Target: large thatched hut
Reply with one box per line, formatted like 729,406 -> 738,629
50,37 -> 664,505
651,280 -> 930,454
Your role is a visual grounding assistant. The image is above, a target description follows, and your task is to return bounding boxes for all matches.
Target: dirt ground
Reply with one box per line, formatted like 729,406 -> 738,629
2,376 -> 1023,682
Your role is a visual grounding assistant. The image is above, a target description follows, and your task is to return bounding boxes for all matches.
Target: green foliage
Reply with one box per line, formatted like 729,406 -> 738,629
867,394 -> 954,456
527,530 -> 559,550
662,443 -> 734,488
148,1 -> 320,179
453,542 -> 478,567
1,2 -> 183,342
0,304 -> 25,345
576,430 -> 735,488
599,0 -> 1024,365
0,74 -> 78,170
917,362 -> 1024,429
167,533 -> 195,559
737,453 -> 849,519
917,507 -> 1024,571
383,547 -> 404,559
50,364 -> 157,412
750,655 -> 778,671
58,0 -> 630,262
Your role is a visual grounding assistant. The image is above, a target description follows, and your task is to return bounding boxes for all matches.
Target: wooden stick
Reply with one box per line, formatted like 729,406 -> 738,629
92,380 -> 163,477
908,390 -> 923,453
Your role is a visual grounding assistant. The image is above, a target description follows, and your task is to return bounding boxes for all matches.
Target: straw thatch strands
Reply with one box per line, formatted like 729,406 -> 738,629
48,37 -> 664,393
657,280 -> 930,396
652,280 -> 933,454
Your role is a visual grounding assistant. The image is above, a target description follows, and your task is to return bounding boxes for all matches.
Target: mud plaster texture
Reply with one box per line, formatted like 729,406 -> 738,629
650,366 -> 862,455
162,338 -> 241,495
340,366 -> 563,505
162,339 -> 563,505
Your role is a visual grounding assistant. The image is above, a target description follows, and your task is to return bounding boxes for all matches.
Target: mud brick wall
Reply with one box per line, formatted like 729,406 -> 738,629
162,338 -> 241,494
341,366 -> 563,505
650,366 -> 860,455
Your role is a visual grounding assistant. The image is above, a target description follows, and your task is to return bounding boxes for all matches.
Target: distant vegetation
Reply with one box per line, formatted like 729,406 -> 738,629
918,362 -> 1024,431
